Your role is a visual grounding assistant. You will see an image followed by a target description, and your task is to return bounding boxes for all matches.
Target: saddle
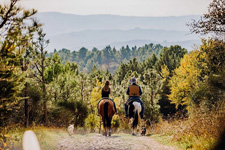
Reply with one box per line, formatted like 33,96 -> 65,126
127,99 -> 141,105
100,97 -> 114,102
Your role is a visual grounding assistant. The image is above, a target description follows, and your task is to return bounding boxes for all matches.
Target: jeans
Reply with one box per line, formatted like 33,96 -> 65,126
124,97 -> 144,116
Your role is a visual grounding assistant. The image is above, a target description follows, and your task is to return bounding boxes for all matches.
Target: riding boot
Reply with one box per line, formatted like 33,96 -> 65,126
124,104 -> 128,118
140,104 -> 144,118
113,102 -> 117,113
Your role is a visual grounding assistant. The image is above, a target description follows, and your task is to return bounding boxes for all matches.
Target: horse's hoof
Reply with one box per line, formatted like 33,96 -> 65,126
103,133 -> 107,136
108,132 -> 111,136
132,133 -> 136,136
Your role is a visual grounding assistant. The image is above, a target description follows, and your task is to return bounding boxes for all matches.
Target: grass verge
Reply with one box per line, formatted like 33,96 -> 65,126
1,126 -> 68,150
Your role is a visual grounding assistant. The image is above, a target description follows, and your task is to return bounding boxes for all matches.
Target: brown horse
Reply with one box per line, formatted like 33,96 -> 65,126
98,99 -> 116,136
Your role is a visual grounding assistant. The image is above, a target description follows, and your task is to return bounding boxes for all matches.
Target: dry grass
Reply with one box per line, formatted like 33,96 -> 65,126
0,126 -> 68,150
148,108 -> 225,150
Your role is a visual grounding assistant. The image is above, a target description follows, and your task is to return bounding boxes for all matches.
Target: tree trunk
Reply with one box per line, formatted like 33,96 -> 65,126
43,87 -> 48,126
42,79 -> 48,126
24,84 -> 29,128
41,52 -> 48,126
22,60 -> 29,128
81,82 -> 83,101
54,91 -> 57,102
150,90 -> 154,107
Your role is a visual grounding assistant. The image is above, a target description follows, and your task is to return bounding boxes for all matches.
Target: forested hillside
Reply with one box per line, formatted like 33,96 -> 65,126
47,43 -> 163,73
0,0 -> 225,150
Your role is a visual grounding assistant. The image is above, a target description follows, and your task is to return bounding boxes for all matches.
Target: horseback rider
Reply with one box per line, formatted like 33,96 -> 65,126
124,77 -> 144,119
97,81 -> 117,114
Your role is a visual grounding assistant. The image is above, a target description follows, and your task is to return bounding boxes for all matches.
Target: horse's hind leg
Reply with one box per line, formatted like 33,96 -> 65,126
108,126 -> 111,136
103,119 -> 107,136
132,110 -> 138,136
108,119 -> 112,136
132,127 -> 136,136
104,127 -> 107,136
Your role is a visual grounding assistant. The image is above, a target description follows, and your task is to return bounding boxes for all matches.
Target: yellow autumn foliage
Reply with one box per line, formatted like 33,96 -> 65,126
90,79 -> 103,109
113,97 -> 120,110
169,51 -> 201,110
161,65 -> 170,82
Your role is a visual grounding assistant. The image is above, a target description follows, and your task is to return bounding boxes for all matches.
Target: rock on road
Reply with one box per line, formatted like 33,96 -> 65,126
58,133 -> 177,150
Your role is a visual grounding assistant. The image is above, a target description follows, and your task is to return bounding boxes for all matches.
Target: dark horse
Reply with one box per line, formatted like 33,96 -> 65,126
99,99 -> 116,136
128,100 -> 142,135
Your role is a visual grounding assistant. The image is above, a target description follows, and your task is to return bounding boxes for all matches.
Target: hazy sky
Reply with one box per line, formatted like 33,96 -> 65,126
1,0 -> 212,16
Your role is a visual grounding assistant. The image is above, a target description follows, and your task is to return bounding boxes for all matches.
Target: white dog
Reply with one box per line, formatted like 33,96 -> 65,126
67,124 -> 74,136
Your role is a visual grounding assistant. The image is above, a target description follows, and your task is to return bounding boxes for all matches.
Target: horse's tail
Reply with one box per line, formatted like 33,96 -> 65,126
132,102 -> 141,129
133,109 -> 139,129
104,101 -> 110,128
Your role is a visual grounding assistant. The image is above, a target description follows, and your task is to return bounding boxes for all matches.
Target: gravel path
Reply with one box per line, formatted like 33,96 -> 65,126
58,133 -> 177,150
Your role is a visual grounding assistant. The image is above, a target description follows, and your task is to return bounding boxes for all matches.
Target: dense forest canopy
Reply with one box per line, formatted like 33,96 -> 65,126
47,43 -> 163,73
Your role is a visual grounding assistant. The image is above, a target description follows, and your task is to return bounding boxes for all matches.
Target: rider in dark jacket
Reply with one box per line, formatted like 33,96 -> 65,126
124,77 -> 144,118
97,81 -> 117,114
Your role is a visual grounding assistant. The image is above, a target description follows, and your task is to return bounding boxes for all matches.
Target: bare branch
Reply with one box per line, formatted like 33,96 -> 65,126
34,62 -> 42,74
187,0 -> 225,39
0,0 -> 18,29
33,73 -> 42,83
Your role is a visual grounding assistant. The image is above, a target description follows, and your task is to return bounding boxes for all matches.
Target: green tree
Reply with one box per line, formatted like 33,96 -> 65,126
142,53 -> 158,71
169,51 -> 200,111
90,79 -> 102,112
78,47 -> 88,60
102,46 -> 112,68
45,53 -> 64,83
31,28 -> 50,126
0,0 -> 39,127
155,45 -> 187,74
142,69 -> 162,122
169,39 -> 225,113
154,45 -> 187,117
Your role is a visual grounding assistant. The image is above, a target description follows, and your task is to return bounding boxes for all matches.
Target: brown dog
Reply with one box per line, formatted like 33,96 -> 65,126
141,126 -> 146,136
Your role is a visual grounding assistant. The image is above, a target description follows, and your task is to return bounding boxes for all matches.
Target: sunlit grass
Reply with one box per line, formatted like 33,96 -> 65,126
149,134 -> 182,149
1,126 -> 69,150
34,127 -> 68,150
147,109 -> 225,150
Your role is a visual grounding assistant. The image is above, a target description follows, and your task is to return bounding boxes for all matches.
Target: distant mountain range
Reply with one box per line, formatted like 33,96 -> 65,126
35,12 -> 202,51
107,39 -> 201,51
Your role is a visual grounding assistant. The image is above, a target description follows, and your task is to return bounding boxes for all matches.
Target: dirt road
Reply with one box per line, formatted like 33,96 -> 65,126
58,133 -> 177,150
